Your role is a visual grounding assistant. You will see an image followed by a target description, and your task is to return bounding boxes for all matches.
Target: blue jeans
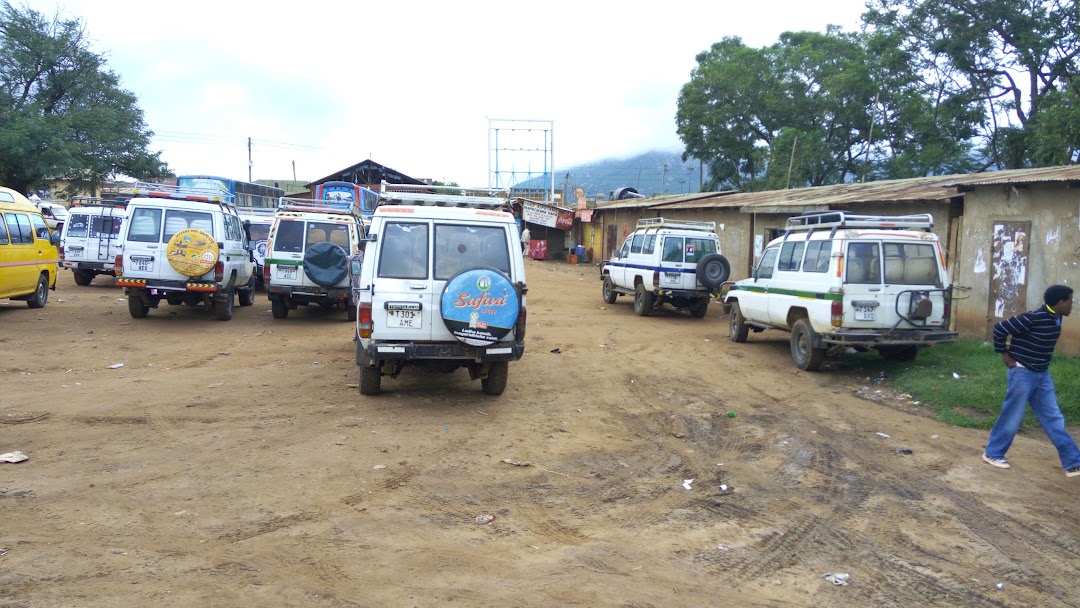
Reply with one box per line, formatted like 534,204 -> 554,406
985,366 -> 1080,470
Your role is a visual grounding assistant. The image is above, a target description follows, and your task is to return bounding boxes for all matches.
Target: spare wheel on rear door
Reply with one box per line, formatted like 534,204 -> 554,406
696,253 -> 731,289
166,228 -> 219,277
440,268 -> 520,346
304,242 -> 349,286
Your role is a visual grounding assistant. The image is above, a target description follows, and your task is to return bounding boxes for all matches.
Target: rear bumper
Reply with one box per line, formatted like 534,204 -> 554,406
822,329 -> 958,347
63,261 -> 114,272
268,285 -> 350,302
364,341 -> 524,363
117,278 -> 220,293
654,288 -> 711,299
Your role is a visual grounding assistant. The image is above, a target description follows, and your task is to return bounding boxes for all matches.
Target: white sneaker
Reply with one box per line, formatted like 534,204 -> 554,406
982,453 -> 1010,469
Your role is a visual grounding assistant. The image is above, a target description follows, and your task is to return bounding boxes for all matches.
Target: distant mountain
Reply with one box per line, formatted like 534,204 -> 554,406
514,151 -> 706,200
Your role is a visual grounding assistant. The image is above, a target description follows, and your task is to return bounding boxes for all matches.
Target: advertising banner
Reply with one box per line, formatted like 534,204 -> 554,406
523,200 -> 574,231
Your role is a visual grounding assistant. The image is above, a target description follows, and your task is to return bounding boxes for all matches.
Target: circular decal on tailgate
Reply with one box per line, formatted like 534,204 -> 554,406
166,229 -> 219,277
441,268 -> 520,346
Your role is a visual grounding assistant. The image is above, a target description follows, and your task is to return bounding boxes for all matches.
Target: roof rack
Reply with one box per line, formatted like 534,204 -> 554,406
636,217 -> 717,232
278,196 -> 365,219
378,181 -> 510,209
785,211 -> 933,231
71,196 -> 128,209
128,181 -> 234,204
235,205 -> 277,217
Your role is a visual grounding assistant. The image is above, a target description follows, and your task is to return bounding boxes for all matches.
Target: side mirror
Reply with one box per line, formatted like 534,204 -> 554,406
50,232 -> 60,246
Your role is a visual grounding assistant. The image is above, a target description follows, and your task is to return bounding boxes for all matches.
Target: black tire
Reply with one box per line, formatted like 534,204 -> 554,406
696,253 -> 731,289
691,298 -> 709,318
602,276 -> 618,304
879,345 -> 919,362
238,275 -> 255,307
347,299 -> 357,322
791,318 -> 825,371
72,270 -> 93,286
633,283 -> 654,317
271,296 -> 288,319
214,287 -> 234,321
303,242 -> 349,287
127,295 -> 149,318
481,361 -> 509,395
360,355 -> 381,395
27,274 -> 49,309
729,302 -> 749,343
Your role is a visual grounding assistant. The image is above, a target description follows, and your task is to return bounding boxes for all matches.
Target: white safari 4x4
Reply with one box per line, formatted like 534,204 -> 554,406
601,218 -> 730,317
353,183 -> 526,396
263,197 -> 367,320
722,211 -> 957,370
115,182 -> 256,321
60,197 -> 126,285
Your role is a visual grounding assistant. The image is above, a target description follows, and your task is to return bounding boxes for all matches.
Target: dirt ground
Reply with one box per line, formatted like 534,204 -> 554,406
4,261 -> 1080,607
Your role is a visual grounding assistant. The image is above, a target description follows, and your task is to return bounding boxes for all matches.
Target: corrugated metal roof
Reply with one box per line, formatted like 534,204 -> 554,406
594,165 -> 1080,213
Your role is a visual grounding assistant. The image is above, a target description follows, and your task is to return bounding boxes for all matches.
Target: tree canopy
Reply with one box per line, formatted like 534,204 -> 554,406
0,2 -> 169,195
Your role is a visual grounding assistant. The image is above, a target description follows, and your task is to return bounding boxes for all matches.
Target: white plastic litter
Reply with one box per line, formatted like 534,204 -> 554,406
953,372 -> 961,379
823,573 -> 850,586
108,363 -> 124,369
0,451 -> 28,463
876,432 -> 890,438
682,479 -> 694,490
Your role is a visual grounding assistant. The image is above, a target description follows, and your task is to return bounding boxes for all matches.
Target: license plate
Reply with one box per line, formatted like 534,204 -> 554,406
854,305 -> 876,321
664,272 -> 680,283
277,266 -> 297,279
134,260 -> 152,272
387,309 -> 422,328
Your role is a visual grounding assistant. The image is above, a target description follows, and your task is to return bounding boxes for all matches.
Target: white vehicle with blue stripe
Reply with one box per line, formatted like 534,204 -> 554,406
600,217 -> 730,318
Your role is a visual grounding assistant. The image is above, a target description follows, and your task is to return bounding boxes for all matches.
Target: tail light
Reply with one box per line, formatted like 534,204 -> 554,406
214,261 -> 224,283
943,296 -> 951,323
831,299 -> 843,327
515,307 -> 527,341
114,254 -> 123,276
359,302 -> 373,338
652,271 -> 659,288
263,262 -> 271,285
58,244 -> 65,259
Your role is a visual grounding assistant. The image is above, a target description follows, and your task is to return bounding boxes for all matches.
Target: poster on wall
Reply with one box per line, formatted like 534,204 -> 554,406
523,200 -> 574,230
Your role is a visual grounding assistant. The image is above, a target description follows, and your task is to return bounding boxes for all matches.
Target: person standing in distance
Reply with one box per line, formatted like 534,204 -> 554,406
982,284 -> 1080,476
521,225 -> 531,256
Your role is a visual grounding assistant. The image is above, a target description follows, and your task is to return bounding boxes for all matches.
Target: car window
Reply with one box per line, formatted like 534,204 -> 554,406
684,238 -> 717,264
755,247 -> 779,279
272,220 -> 304,253
847,242 -> 880,284
127,208 -> 162,243
166,210 -> 214,241
630,234 -> 645,254
378,221 -> 429,279
224,214 -> 240,242
91,215 -> 123,237
67,213 -> 89,238
30,213 -> 49,240
305,221 -> 348,250
0,217 -> 8,244
778,241 -> 805,271
5,213 -> 33,244
803,240 -> 831,273
642,234 -> 656,254
619,239 -> 630,258
662,237 -> 683,262
435,224 -> 510,280
248,223 -> 270,242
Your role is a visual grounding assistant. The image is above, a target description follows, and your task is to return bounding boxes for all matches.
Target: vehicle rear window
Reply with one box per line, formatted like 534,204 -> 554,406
164,210 -> 213,241
847,242 -> 881,284
127,208 -> 162,243
434,224 -> 510,280
662,237 -> 683,262
378,222 -> 429,279
67,213 -> 90,238
272,220 -> 304,253
684,238 -> 718,263
304,222 -> 350,251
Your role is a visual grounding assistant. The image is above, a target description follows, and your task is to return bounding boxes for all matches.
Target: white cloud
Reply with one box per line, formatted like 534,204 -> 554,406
29,0 -> 867,188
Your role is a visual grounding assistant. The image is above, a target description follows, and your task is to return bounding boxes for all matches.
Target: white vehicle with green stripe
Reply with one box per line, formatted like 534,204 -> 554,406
722,211 -> 957,371
600,217 -> 730,318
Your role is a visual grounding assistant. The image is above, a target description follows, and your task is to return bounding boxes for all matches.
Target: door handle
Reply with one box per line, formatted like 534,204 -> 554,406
409,284 -> 426,290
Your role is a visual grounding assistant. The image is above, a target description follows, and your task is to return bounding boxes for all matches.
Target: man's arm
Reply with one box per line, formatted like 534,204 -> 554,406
993,312 -> 1034,366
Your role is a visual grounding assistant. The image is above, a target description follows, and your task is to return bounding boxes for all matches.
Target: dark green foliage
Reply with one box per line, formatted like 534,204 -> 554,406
0,2 -> 170,194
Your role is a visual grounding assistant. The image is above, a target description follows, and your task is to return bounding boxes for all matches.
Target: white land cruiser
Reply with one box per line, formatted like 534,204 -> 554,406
353,183 -> 527,396
114,182 -> 256,321
722,211 -> 957,370
601,217 -> 730,317
237,206 -> 275,289
60,197 -> 126,285
263,197 -> 367,320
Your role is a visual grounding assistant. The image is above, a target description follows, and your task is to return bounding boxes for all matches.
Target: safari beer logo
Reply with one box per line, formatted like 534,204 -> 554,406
440,269 -> 520,346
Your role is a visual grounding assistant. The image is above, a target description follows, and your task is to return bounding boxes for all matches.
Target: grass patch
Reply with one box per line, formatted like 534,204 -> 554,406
832,338 -> 1080,429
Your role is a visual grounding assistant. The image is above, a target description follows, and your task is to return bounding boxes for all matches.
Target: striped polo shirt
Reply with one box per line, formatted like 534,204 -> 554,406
993,305 -> 1063,372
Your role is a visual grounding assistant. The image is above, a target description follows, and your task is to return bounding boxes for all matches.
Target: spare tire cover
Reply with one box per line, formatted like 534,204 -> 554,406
167,229 -> 219,277
696,253 -> 731,289
441,268 -> 520,346
304,242 -> 349,286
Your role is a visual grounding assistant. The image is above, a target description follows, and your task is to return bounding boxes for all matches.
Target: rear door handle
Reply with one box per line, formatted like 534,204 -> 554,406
409,283 -> 426,290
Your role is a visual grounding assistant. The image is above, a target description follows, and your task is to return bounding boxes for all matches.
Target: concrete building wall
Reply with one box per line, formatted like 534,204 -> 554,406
953,183 -> 1080,354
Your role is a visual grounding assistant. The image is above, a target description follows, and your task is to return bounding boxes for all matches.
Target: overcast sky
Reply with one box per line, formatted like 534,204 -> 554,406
27,0 -> 868,188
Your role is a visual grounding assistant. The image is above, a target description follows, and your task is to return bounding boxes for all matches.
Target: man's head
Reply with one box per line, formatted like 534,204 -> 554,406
1044,284 -> 1074,316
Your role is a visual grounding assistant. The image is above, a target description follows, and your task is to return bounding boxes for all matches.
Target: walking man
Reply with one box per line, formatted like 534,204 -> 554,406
983,285 -> 1080,477
521,225 -> 531,256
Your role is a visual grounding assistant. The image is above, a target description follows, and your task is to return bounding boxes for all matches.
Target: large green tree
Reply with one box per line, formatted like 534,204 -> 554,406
863,0 -> 1080,169
0,2 -> 169,195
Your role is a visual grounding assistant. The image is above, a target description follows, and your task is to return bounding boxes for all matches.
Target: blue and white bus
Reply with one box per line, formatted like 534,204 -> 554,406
313,181 -> 379,219
176,175 -> 284,209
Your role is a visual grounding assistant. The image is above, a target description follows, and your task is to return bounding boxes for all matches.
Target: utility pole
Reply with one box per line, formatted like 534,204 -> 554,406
247,137 -> 253,182
292,160 -> 296,182
687,166 -> 695,193
661,164 -> 669,195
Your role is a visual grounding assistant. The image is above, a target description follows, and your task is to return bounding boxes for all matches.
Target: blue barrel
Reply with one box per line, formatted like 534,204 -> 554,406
575,245 -> 586,258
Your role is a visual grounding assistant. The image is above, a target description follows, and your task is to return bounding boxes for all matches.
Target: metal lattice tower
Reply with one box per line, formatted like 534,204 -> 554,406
488,119 -> 555,203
